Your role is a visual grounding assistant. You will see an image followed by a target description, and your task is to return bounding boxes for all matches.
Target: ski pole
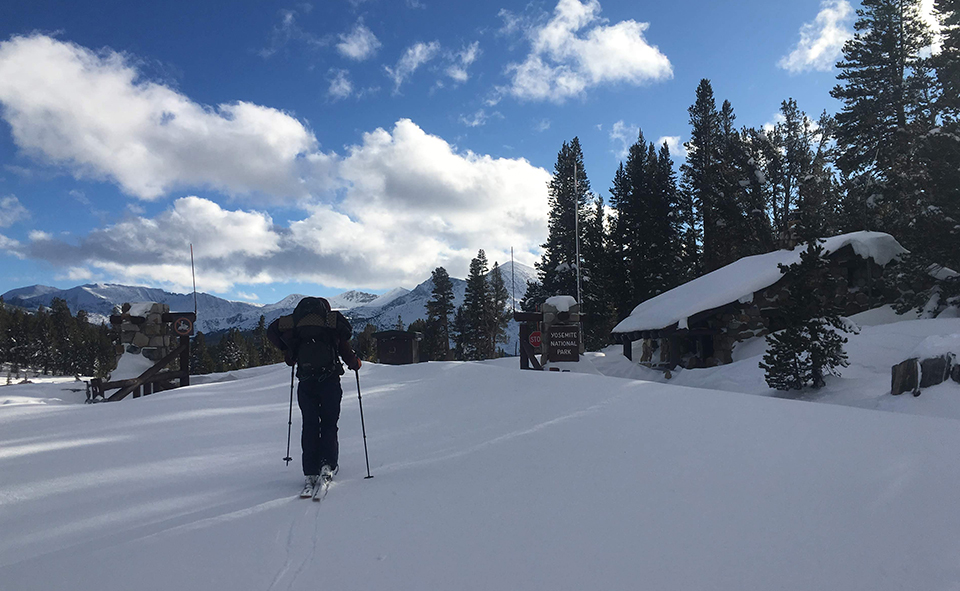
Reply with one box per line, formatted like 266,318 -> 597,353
355,369 -> 373,479
283,365 -> 294,465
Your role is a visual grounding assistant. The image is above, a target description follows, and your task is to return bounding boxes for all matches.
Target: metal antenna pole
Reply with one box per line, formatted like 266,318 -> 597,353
574,162 -> 582,305
190,244 -> 198,315
511,247 -> 516,313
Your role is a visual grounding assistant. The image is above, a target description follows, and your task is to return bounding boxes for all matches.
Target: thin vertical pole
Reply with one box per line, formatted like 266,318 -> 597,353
512,247 -> 517,356
574,162 -> 582,305
511,247 -> 516,313
190,244 -> 198,316
355,370 -> 373,479
283,364 -> 294,465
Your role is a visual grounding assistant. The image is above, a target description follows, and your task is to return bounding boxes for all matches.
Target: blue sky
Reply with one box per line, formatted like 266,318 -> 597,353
0,0 -> 915,303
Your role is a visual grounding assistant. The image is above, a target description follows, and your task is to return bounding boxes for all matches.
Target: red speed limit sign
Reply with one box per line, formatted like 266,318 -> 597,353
529,331 -> 542,347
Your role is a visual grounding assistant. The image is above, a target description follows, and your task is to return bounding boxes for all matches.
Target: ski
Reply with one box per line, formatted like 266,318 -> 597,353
312,475 -> 332,502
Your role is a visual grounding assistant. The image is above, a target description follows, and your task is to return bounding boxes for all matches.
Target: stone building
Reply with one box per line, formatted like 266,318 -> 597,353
612,232 -> 906,370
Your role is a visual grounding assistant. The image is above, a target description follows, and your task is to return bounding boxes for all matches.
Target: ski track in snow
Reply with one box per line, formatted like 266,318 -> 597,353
375,392 -> 626,475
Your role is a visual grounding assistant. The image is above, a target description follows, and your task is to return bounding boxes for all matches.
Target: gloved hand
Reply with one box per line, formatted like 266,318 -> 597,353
347,358 -> 362,371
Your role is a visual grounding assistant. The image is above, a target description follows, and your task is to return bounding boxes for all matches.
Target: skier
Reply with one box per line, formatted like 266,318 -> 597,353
268,297 -> 362,498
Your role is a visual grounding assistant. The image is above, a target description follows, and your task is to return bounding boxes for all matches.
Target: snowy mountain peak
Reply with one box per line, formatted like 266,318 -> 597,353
364,287 -> 410,308
326,290 -> 379,310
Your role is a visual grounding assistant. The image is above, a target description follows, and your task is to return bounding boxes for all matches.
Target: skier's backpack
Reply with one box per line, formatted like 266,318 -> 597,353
286,297 -> 343,380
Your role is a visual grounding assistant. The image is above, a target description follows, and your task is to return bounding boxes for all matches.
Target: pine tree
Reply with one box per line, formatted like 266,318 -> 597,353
450,307 -> 468,361
681,79 -> 721,272
190,332 -> 216,374
353,324 -> 378,362
538,137 -> 591,300
935,0 -> 960,118
423,267 -> 455,361
759,240 -> 850,390
487,262 -> 512,356
460,250 -> 492,360
519,279 -> 548,313
580,194 -> 615,350
216,329 -> 249,372
606,162 -> 633,320
620,132 -> 654,305
902,0 -> 960,310
830,0 -> 935,245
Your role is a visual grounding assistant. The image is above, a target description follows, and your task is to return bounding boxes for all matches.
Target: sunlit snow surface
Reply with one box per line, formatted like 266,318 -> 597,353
2,313 -> 960,590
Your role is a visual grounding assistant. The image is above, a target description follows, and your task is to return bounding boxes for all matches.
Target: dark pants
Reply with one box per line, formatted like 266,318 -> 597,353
297,376 -> 343,476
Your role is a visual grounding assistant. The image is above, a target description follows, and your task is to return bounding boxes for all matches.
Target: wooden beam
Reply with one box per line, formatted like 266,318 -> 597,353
110,315 -> 146,325
107,340 -> 189,402
161,312 -> 197,323
513,311 -> 543,322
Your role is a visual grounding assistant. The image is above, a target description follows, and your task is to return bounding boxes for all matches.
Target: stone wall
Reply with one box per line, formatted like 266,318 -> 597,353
114,302 -> 173,362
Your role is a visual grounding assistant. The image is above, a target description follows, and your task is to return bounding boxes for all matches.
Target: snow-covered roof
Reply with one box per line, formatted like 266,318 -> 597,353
612,231 -> 906,335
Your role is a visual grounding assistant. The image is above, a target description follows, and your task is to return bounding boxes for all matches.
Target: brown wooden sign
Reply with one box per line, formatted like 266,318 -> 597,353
547,325 -> 580,362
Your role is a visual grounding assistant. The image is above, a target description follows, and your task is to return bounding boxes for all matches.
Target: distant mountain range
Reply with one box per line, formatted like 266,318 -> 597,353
1,262 -> 539,347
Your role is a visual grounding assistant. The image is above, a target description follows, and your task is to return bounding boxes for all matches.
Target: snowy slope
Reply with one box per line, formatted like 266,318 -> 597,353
2,358 -> 960,591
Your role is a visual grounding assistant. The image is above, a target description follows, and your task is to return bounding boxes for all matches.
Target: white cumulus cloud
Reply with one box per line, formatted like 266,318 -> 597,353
19,121 -> 550,291
778,0 -> 854,73
336,21 -> 381,61
0,34 -> 333,201
0,36 -> 552,291
502,0 -> 672,102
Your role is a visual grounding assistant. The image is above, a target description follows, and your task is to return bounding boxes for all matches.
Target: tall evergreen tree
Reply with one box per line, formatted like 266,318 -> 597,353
423,267 -> 455,361
681,79 -> 721,272
538,137 -> 591,300
216,328 -> 249,371
580,194 -> 615,350
460,249 -> 492,360
519,279 -> 548,313
190,332 -> 216,374
487,263 -> 512,356
353,324 -> 378,362
606,162 -> 634,320
253,315 -> 282,366
934,0 -> 960,119
830,0 -> 935,245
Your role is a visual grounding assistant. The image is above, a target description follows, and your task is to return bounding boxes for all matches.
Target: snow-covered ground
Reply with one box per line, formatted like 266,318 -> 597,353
2,310 -> 959,590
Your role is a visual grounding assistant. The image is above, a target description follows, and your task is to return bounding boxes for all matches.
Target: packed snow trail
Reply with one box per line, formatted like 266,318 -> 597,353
2,360 -> 960,590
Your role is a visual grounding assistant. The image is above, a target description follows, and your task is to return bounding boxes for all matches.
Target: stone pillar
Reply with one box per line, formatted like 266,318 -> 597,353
113,302 -> 172,362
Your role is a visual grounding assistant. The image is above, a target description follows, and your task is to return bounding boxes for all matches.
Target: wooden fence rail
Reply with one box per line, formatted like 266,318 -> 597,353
90,337 -> 190,402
